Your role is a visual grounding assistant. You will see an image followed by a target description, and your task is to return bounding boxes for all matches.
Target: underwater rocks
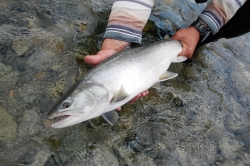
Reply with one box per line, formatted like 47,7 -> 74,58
0,106 -> 17,141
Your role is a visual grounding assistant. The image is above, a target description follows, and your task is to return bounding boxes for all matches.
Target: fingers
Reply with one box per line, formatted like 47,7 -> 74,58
171,27 -> 200,58
129,90 -> 149,103
84,39 -> 129,65
116,90 -> 149,111
129,94 -> 142,103
84,49 -> 117,65
177,41 -> 193,58
84,55 -> 102,66
116,107 -> 122,111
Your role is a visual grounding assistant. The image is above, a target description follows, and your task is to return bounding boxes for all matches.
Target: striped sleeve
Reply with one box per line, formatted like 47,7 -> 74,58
198,0 -> 247,35
104,0 -> 154,44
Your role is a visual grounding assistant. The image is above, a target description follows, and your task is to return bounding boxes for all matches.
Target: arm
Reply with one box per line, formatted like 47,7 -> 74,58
198,0 -> 247,36
85,0 -> 154,65
104,0 -> 154,44
172,0 -> 248,58
204,0 -> 250,42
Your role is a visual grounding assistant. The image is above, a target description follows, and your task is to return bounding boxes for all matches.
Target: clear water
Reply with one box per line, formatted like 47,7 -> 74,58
0,0 -> 250,165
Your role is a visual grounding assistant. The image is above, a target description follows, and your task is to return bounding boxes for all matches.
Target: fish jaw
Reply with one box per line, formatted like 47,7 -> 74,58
48,97 -> 110,128
48,113 -> 88,128
47,82 -> 111,128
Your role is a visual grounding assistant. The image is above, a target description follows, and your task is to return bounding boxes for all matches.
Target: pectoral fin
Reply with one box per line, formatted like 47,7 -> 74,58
172,56 -> 187,63
110,85 -> 129,103
159,71 -> 178,81
102,110 -> 119,125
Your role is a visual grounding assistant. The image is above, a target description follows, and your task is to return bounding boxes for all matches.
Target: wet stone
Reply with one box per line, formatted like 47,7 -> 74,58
15,147 -> 38,165
39,96 -> 53,113
7,58 -> 28,73
16,63 -> 26,72
173,96 -> 185,106
12,37 -> 32,56
0,31 -> 12,48
0,140 -> 4,152
0,106 -> 17,141
143,20 -> 157,32
165,92 -> 175,102
44,161 -> 57,166
18,110 -> 40,138
45,155 -> 64,166
25,103 -> 33,110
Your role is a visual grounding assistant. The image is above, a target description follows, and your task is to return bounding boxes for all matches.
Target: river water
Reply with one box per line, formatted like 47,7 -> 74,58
0,0 -> 250,165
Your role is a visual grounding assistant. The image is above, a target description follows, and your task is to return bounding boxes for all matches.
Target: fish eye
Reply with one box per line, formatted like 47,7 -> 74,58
62,102 -> 71,108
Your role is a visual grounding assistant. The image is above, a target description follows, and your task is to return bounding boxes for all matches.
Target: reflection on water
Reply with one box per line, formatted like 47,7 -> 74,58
0,0 -> 250,165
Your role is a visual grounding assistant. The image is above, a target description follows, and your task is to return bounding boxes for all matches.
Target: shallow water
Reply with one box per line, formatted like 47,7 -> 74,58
0,0 -> 250,165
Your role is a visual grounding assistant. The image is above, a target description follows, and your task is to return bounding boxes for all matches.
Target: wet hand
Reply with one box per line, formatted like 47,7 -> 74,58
129,90 -> 149,103
84,38 -> 128,65
116,90 -> 149,111
84,49 -> 117,65
171,27 -> 200,58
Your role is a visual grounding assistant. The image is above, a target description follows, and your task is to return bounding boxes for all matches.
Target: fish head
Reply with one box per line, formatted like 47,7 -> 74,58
47,81 -> 109,128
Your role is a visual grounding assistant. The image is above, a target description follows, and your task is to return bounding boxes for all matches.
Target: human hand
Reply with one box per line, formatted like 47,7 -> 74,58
84,38 -> 128,65
171,27 -> 200,58
84,38 -> 149,106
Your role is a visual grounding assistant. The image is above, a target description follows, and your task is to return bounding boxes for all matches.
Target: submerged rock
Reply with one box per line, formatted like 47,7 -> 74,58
15,147 -> 38,165
12,37 -> 32,56
0,107 -> 17,141
18,110 -> 40,138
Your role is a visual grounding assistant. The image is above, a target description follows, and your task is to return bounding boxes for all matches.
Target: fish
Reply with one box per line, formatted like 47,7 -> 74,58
47,39 -> 187,128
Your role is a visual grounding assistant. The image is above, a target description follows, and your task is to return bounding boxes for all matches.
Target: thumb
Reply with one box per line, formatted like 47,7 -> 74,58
177,41 -> 191,58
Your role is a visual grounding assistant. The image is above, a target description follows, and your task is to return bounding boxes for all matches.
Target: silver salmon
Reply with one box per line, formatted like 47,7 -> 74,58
47,39 -> 187,128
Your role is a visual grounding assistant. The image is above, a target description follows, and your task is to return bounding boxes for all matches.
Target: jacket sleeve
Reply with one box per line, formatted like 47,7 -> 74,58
103,0 -> 154,44
214,0 -> 250,39
198,0 -> 247,35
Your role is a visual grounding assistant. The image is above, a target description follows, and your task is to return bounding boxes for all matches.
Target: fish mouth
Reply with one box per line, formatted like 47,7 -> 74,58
48,113 -> 86,128
49,115 -> 71,124
48,114 -> 75,128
